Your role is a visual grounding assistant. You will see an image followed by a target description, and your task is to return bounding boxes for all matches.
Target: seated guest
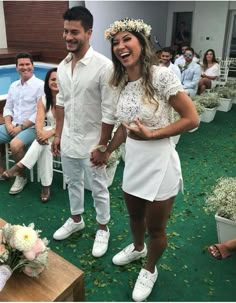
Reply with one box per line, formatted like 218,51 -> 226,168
198,49 -> 220,94
3,68 -> 58,202
160,47 -> 181,80
181,48 -> 201,98
174,42 -> 198,67
0,52 -> 44,194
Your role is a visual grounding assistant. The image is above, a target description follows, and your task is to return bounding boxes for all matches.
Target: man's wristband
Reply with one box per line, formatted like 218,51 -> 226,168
55,135 -> 61,138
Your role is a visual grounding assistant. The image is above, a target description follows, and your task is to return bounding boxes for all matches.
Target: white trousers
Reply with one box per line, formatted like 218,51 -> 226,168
21,139 -> 53,186
61,155 -> 110,225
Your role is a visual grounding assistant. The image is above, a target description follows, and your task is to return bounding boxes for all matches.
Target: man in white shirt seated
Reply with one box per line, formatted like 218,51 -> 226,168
0,52 -> 44,193
160,47 -> 181,80
174,43 -> 198,68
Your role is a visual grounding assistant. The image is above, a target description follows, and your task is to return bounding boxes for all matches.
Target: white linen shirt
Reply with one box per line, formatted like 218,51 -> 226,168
3,75 -> 44,126
56,46 -> 117,158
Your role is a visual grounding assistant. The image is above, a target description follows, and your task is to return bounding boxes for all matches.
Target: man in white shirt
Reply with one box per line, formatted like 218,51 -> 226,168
52,6 -> 116,258
0,52 -> 44,194
160,47 -> 181,80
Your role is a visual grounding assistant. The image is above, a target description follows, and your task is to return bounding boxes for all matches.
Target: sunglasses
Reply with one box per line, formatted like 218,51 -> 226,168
184,53 -> 193,57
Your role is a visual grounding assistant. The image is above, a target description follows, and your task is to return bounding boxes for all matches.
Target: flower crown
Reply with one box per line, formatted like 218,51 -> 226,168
104,18 -> 152,40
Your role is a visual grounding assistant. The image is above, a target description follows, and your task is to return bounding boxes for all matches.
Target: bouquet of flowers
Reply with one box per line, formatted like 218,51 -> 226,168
0,222 -> 49,291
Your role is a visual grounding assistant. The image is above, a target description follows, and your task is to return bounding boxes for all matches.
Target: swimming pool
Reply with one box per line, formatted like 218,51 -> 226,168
0,63 -> 57,96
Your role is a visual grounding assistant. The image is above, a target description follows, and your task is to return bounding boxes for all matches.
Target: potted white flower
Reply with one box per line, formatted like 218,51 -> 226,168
225,80 -> 236,104
215,86 -> 233,112
196,93 -> 220,123
204,177 -> 236,243
189,100 -> 205,132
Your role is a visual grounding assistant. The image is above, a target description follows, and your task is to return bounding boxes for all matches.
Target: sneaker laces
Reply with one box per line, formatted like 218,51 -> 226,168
95,230 -> 109,244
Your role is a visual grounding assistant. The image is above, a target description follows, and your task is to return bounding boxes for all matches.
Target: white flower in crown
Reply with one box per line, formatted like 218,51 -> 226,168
104,18 -> 152,40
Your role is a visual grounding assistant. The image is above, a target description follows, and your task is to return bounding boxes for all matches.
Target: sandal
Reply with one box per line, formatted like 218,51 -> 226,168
2,164 -> 24,180
41,186 -> 51,203
208,244 -> 234,260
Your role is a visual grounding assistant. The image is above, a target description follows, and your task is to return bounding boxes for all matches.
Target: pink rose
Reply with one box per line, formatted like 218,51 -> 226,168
23,239 -> 46,260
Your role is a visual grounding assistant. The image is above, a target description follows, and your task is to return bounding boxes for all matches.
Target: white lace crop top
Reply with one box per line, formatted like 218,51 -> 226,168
116,65 -> 184,129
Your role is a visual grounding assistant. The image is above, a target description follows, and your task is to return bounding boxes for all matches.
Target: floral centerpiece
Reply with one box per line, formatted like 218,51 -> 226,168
194,93 -> 220,109
204,177 -> 236,221
0,222 -> 49,291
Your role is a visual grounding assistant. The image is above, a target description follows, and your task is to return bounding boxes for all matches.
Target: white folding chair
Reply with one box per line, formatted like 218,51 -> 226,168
5,143 -> 34,182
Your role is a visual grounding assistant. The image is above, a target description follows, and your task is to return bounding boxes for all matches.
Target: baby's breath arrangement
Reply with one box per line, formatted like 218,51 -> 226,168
195,93 -> 220,109
205,177 -> 236,222
104,18 -> 152,40
193,101 -> 205,115
215,86 -> 234,99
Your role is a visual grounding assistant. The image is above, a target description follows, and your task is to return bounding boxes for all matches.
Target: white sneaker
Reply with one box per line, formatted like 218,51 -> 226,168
9,176 -> 27,194
112,243 -> 147,266
53,217 -> 85,240
132,267 -> 158,302
92,228 -> 110,258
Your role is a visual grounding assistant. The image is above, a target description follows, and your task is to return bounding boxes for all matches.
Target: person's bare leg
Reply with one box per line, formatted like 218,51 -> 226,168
10,138 -> 26,177
124,192 -> 146,251
0,152 -> 5,175
144,197 -> 175,273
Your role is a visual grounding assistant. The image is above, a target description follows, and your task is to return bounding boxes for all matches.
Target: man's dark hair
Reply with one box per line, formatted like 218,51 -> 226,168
15,52 -> 33,66
162,47 -> 173,55
184,47 -> 195,55
181,42 -> 190,49
63,6 -> 93,31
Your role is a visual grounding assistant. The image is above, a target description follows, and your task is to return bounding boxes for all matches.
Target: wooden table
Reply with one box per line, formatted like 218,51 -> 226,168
0,218 -> 85,301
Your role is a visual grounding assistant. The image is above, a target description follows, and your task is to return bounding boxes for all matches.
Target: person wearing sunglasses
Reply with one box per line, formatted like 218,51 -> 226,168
181,48 -> 201,98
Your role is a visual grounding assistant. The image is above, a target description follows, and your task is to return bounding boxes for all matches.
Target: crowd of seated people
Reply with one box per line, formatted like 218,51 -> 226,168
156,43 -> 220,98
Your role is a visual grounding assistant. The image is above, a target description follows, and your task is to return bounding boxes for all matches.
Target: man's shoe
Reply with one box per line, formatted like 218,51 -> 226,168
92,228 -> 110,258
132,267 -> 158,302
9,176 -> 27,194
53,217 -> 85,240
112,243 -> 147,266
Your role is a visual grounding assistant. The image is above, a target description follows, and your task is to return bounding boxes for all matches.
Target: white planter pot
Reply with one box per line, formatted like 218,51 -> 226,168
215,213 -> 236,243
84,161 -> 119,191
201,107 -> 217,123
217,97 -> 233,112
171,134 -> 181,145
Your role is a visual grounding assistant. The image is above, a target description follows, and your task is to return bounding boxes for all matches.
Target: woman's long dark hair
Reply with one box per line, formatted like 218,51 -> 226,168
203,49 -> 218,70
44,67 -> 57,112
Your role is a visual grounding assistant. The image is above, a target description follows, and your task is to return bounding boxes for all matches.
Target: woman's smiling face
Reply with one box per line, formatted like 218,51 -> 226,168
112,31 -> 142,70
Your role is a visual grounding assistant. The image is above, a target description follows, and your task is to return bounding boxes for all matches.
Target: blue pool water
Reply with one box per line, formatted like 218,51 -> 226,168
0,65 -> 54,95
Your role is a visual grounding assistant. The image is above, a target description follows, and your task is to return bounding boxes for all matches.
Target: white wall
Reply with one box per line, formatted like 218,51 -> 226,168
85,1 -> 168,58
0,1 -> 7,48
166,1 -> 229,58
191,1 -> 229,58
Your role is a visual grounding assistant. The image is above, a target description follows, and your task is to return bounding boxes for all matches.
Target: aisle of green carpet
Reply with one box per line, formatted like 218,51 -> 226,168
1,104 -> 236,301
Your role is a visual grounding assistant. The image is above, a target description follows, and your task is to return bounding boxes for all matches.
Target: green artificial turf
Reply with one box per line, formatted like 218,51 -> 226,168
1,105 -> 236,301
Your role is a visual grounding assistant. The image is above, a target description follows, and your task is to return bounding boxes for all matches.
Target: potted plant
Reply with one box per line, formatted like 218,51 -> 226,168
197,93 -> 220,123
171,110 -> 181,144
215,86 -> 233,112
204,177 -> 236,243
225,80 -> 236,104
189,100 -> 205,132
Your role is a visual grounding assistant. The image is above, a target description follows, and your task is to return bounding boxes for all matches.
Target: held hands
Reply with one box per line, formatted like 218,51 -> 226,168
36,130 -> 51,145
90,149 -> 110,168
123,120 -> 154,140
51,137 -> 61,156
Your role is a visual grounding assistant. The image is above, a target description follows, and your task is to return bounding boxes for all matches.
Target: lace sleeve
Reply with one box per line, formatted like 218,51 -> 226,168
153,66 -> 184,102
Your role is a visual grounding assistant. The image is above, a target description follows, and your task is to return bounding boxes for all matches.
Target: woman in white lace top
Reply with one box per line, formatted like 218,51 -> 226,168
101,19 -> 198,301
